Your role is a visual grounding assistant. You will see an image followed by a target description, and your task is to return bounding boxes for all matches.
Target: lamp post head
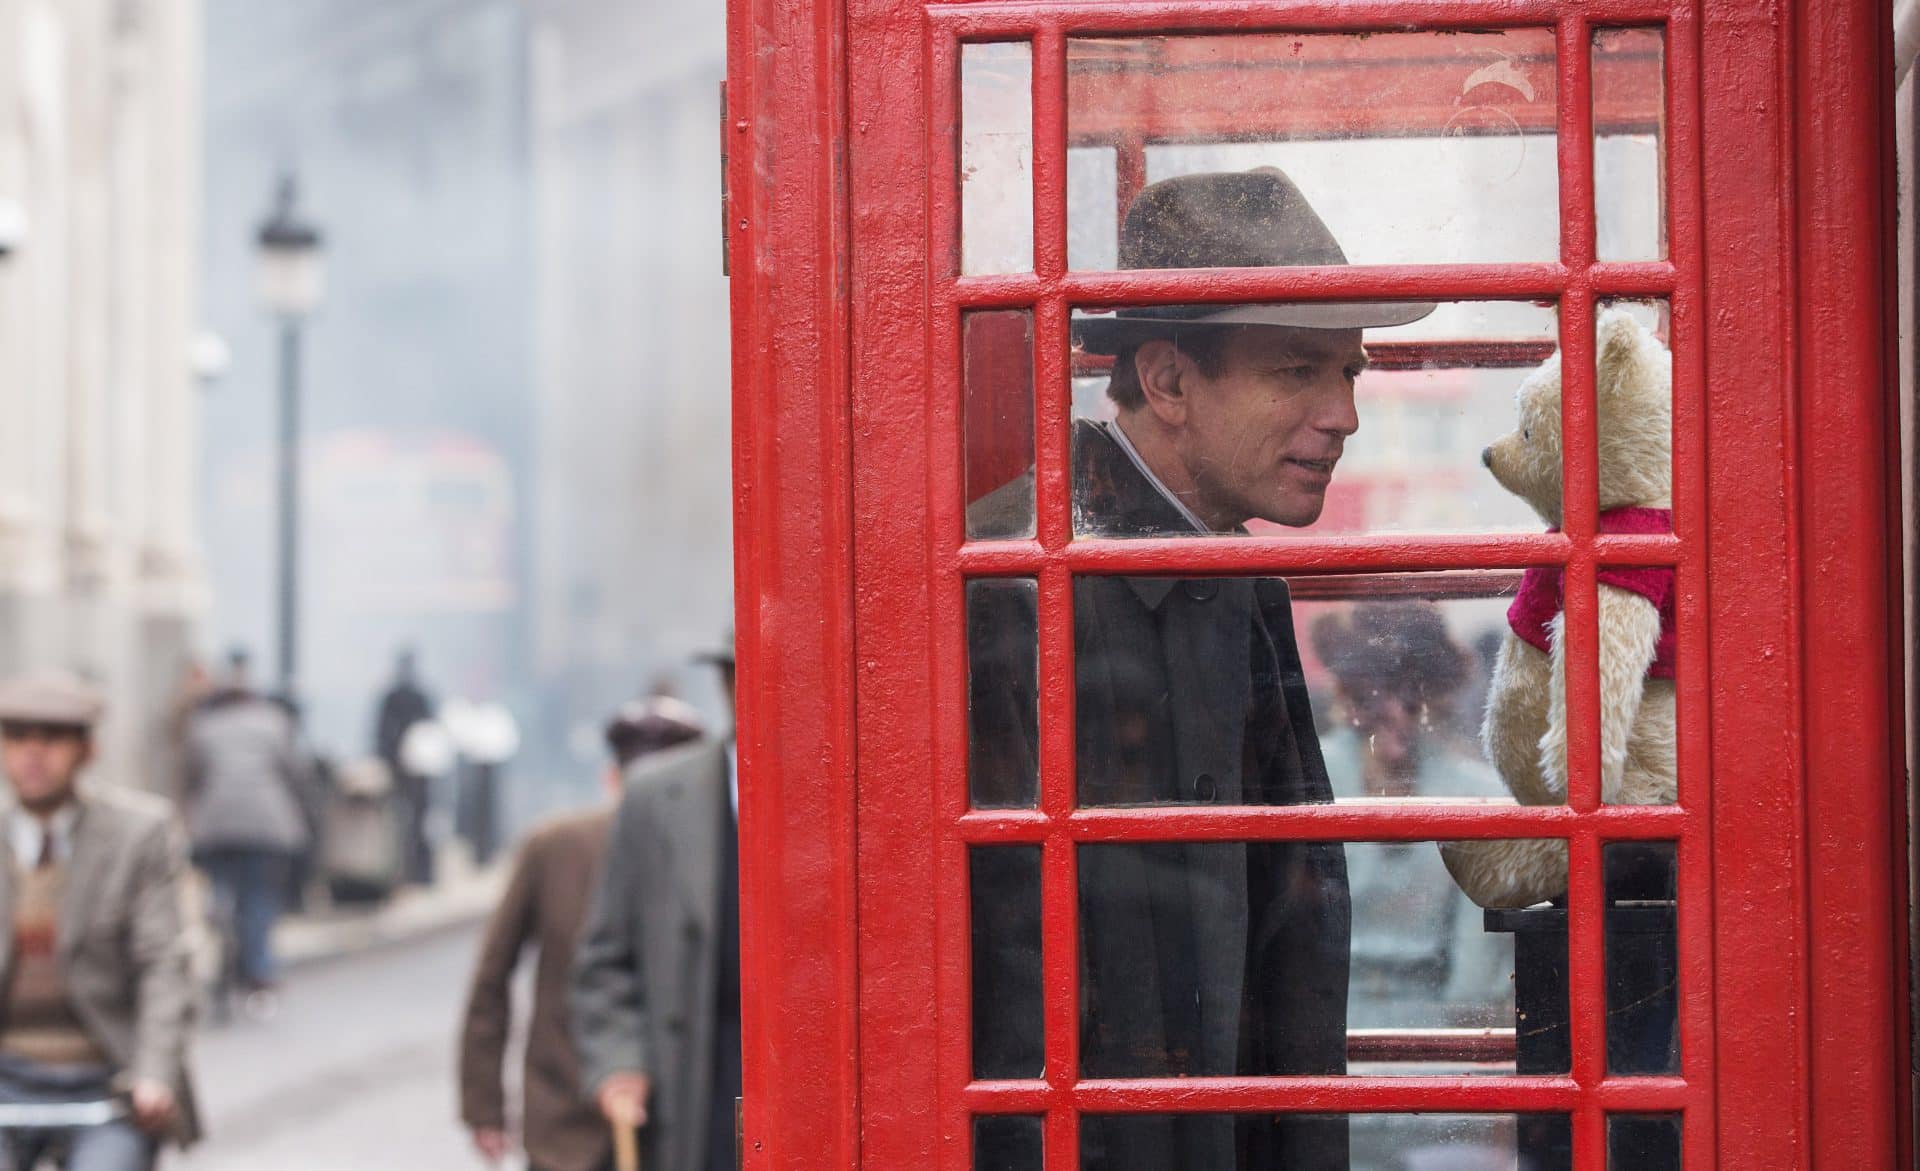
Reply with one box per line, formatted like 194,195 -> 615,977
256,173 -> 324,318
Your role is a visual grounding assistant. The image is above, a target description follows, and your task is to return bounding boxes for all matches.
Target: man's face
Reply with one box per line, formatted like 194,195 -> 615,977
1152,326 -> 1368,528
0,723 -> 90,813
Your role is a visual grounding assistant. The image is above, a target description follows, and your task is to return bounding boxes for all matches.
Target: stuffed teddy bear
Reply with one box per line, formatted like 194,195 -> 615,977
1439,310 -> 1679,909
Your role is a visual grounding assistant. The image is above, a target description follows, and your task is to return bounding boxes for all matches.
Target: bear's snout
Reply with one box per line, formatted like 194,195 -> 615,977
1481,446 -> 1493,470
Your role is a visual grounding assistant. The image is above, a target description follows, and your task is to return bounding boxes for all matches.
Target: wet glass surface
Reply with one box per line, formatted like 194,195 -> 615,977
967,577 -> 1039,810
970,845 -> 1044,1080
1081,1112 -> 1567,1171
962,43 -> 1034,275
965,310 -> 1036,540
1066,302 -> 1560,539
1593,28 -> 1667,262
1603,842 -> 1679,1076
975,1114 -> 1044,1170
1608,1113 -> 1682,1168
1067,31 -> 1561,270
1057,581 -> 1523,805
1073,839 -> 1558,1079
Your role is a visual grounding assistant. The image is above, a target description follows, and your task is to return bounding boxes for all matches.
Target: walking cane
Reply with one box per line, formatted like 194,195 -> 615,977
610,1113 -> 640,1171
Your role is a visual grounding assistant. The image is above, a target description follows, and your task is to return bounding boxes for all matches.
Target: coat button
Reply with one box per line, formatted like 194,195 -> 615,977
668,1015 -> 689,1034
684,920 -> 703,942
1182,580 -> 1219,602
1194,773 -> 1218,801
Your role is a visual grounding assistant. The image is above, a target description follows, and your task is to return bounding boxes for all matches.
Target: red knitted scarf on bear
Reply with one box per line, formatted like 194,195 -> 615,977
1507,507 -> 1677,680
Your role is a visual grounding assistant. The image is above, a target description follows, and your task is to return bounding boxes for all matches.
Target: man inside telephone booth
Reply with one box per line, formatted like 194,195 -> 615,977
969,168 -> 1438,1171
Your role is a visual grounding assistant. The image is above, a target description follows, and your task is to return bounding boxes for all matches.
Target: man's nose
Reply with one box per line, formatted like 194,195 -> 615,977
1324,381 -> 1361,436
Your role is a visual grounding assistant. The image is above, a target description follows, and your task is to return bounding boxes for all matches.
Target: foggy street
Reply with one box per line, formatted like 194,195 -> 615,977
175,925 -> 489,1171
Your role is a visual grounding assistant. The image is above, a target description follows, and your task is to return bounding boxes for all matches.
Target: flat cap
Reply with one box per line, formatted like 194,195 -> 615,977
0,670 -> 105,728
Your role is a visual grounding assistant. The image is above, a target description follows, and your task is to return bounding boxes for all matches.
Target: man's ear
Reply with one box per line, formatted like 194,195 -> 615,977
1134,339 -> 1189,426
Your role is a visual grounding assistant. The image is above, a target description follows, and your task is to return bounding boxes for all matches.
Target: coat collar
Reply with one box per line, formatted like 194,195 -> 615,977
1072,420 -> 1209,610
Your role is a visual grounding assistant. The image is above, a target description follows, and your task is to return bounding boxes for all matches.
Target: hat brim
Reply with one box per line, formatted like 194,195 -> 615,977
1074,300 -> 1437,355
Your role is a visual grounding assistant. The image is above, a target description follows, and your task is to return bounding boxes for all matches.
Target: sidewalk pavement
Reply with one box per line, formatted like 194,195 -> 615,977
275,852 -> 506,969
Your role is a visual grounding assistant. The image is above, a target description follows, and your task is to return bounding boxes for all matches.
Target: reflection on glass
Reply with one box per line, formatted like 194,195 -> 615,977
1068,301 -> 1559,538
1609,1113 -> 1682,1169
1076,839 -> 1559,1079
1082,1113 -> 1565,1171
1068,31 -> 1560,270
962,43 -> 1033,276
965,310 -> 1036,539
970,846 -> 1043,1079
1594,28 -> 1666,261
975,1115 -> 1043,1171
968,577 -> 1038,809
1053,580 -> 1520,809
1603,842 -> 1679,1076
1306,596 -> 1514,801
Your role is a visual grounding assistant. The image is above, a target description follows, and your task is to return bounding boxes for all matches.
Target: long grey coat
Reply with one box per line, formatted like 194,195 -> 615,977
969,421 -> 1351,1171
0,786 -> 201,1144
570,741 -> 730,1171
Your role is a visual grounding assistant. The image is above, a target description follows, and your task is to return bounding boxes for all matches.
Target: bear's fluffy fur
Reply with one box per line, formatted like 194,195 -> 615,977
1438,310 -> 1679,908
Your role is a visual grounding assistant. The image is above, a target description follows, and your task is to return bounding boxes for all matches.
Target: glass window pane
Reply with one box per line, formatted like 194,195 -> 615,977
1071,578 -> 1523,805
965,310 -> 1036,540
1076,839 -> 1564,1079
1068,31 -> 1560,270
970,845 -> 1043,1079
1594,300 -> 1676,808
1081,1112 -> 1568,1169
962,43 -> 1033,275
1609,1113 -> 1682,1168
968,578 -> 1039,809
1068,301 -> 1560,539
975,1115 -> 1044,1170
1594,28 -> 1667,261
1604,842 -> 1679,1075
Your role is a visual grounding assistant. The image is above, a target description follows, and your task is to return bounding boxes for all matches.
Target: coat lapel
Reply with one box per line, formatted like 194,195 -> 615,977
58,796 -> 106,960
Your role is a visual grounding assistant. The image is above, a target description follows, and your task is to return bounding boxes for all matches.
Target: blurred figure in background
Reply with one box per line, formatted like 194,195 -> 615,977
372,649 -> 437,886
0,670 -> 199,1167
182,650 -> 311,998
1309,603 -> 1511,1028
572,636 -> 738,1171
459,696 -> 704,1171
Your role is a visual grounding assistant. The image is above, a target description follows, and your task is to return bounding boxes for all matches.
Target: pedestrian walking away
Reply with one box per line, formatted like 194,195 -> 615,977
459,695 -> 705,1171
372,649 -> 437,887
0,669 -> 200,1169
181,651 -> 311,998
572,636 -> 740,1171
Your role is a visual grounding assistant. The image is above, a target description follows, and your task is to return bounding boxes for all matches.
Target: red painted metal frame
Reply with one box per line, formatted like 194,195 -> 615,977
727,0 -> 1912,1164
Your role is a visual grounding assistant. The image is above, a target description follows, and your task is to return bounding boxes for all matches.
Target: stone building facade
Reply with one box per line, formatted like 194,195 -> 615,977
0,0 -> 207,789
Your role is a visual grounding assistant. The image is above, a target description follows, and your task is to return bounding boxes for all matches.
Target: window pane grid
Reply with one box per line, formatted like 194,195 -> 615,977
948,261 -> 1676,308
962,1074 -> 1693,1113
951,532 -> 1681,577
955,804 -> 1695,845
937,6 -> 1706,1168
929,0 -> 1674,43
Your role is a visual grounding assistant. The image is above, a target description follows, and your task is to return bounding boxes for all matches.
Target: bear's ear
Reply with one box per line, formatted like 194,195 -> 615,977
1595,309 -> 1652,404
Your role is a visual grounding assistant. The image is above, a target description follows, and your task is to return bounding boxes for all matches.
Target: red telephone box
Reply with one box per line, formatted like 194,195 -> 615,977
724,0 -> 1910,1167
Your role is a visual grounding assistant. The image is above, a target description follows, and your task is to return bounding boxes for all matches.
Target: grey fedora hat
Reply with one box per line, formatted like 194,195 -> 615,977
1074,168 -> 1436,355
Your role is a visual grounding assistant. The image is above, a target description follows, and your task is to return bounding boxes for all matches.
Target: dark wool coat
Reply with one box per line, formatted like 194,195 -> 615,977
570,741 -> 733,1171
968,420 -> 1351,1171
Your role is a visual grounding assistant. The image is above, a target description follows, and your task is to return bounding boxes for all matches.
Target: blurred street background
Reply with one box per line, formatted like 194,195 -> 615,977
0,0 -> 731,1164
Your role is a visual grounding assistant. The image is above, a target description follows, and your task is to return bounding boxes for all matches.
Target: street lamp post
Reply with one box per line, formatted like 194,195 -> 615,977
256,174 -> 324,701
